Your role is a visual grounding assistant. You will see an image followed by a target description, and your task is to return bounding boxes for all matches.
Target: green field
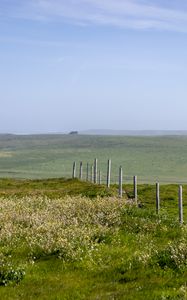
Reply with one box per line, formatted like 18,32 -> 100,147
1,134 -> 187,183
0,179 -> 187,299
1,134 -> 187,298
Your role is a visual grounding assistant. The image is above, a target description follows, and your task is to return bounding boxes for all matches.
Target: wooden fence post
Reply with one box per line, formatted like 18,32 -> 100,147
72,162 -> 76,179
79,161 -> 83,180
179,185 -> 183,224
98,170 -> 101,185
91,165 -> 94,183
133,176 -> 137,202
86,163 -> 89,181
107,159 -> 111,188
94,158 -> 98,184
156,182 -> 160,214
119,166 -> 123,198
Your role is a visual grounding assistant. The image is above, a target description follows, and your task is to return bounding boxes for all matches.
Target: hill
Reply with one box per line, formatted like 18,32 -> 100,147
80,129 -> 187,136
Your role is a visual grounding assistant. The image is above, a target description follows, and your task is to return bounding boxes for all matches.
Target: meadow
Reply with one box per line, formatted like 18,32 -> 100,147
0,179 -> 187,299
1,134 -> 187,183
1,135 -> 187,299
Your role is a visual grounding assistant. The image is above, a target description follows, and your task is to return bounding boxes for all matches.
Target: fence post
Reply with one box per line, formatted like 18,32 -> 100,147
156,182 -> 160,214
119,166 -> 123,198
79,161 -> 83,180
98,170 -> 101,185
107,159 -> 111,188
86,163 -> 89,181
91,165 -> 94,183
133,175 -> 137,202
94,158 -> 98,184
72,162 -> 76,179
179,185 -> 183,224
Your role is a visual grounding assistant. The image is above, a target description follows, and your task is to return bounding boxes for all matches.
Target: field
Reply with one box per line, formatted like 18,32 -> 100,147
0,179 -> 187,299
1,135 -> 187,299
1,134 -> 187,183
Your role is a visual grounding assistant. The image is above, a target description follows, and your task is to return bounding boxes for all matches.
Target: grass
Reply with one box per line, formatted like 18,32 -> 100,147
0,178 -> 187,299
0,177 -> 114,198
1,134 -> 187,183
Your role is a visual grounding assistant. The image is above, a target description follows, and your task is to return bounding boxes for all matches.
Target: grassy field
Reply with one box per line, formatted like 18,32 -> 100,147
0,179 -> 187,299
1,134 -> 187,183
1,134 -> 187,298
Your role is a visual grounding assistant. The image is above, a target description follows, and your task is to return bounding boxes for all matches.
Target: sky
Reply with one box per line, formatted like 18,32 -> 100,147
1,0 -> 187,133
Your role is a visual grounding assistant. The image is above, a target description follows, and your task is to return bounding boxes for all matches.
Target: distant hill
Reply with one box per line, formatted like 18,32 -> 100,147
80,129 -> 187,136
1,130 -> 187,137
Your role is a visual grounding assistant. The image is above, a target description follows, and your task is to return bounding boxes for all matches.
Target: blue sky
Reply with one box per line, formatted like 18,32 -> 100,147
1,0 -> 187,133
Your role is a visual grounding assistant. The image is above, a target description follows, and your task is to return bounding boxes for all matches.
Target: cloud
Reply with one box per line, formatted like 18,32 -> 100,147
2,0 -> 187,32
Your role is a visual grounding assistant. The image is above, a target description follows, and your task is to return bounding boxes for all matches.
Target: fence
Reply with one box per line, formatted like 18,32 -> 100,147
72,158 -> 185,224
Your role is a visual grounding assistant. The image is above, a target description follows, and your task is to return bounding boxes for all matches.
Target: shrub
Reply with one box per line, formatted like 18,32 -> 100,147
0,255 -> 25,286
155,239 -> 187,271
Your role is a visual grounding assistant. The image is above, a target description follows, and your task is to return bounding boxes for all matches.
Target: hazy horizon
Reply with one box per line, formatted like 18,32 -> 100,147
2,129 -> 187,137
1,1 -> 187,133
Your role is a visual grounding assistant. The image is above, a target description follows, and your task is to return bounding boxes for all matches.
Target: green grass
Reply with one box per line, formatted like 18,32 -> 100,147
0,177 -> 114,198
1,134 -> 187,298
1,134 -> 187,183
0,179 -> 187,299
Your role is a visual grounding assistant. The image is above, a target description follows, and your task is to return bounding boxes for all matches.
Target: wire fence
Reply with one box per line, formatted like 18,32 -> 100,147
72,158 -> 186,224
71,159 -> 187,185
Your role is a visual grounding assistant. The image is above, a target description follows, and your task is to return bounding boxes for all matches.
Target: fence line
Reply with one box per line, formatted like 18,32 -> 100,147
72,159 -> 187,186
72,161 -> 187,185
71,159 -> 187,224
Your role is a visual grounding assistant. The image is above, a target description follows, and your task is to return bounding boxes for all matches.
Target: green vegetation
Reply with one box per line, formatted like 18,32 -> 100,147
0,178 -> 114,198
1,134 -> 187,298
0,178 -> 187,299
1,134 -> 187,182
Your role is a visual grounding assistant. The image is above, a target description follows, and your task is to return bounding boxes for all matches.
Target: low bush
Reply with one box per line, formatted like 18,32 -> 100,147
0,255 -> 25,286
